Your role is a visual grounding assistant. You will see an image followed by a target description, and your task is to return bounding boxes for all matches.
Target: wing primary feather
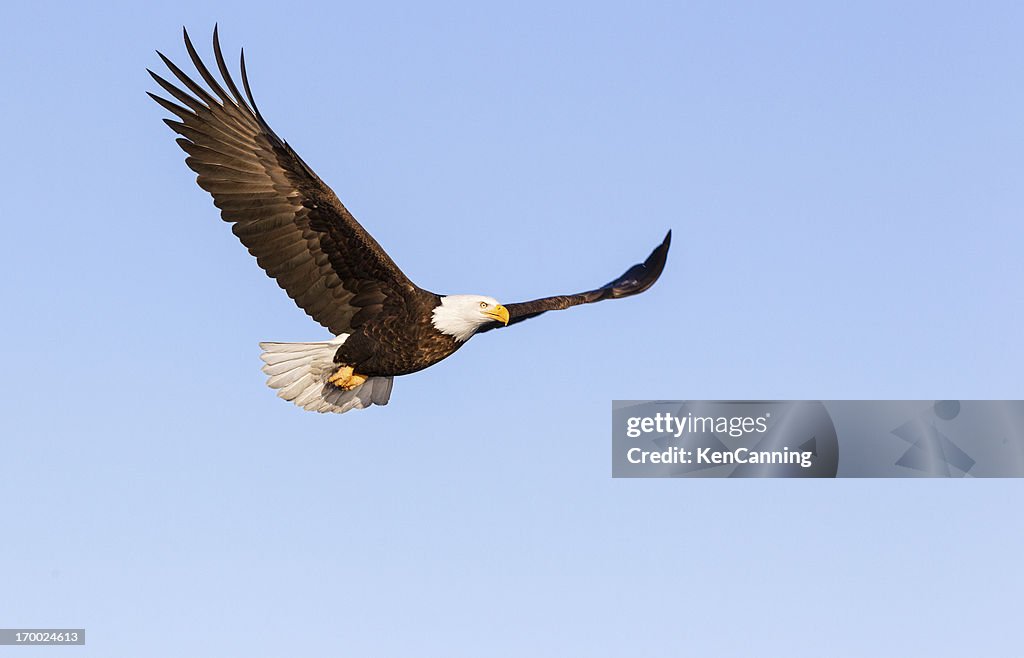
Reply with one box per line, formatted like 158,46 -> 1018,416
147,92 -> 195,121
182,26 -> 236,111
155,51 -> 221,112
148,69 -> 210,115
212,25 -> 254,114
236,46 -> 323,181
239,48 -> 273,136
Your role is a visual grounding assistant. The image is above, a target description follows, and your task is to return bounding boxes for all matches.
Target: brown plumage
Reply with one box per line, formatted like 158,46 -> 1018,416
149,27 -> 671,413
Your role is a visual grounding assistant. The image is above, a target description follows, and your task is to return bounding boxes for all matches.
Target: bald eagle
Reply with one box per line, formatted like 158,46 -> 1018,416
149,28 -> 671,414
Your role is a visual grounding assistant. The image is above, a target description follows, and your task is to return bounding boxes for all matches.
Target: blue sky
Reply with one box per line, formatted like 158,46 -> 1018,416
1,1 -> 1021,655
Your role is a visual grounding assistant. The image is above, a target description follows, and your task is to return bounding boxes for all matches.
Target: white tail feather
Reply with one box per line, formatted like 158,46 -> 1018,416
258,334 -> 393,414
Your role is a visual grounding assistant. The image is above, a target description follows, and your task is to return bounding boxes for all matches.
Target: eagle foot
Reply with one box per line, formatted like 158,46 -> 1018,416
327,365 -> 368,391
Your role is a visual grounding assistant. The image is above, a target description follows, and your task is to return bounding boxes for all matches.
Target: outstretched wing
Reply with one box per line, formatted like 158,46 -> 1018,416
149,27 -> 415,335
480,231 -> 671,332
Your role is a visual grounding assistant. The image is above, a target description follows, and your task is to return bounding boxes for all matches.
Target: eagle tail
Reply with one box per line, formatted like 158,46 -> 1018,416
258,335 -> 393,414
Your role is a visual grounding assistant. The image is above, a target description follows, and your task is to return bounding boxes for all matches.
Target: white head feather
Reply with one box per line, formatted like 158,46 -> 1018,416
431,294 -> 506,342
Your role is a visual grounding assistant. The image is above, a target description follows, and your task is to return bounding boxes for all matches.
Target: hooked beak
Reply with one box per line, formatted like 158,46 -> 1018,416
484,304 -> 510,325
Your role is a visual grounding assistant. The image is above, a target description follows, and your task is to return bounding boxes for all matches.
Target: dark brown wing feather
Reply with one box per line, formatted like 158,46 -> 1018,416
149,26 -> 416,335
480,231 -> 671,332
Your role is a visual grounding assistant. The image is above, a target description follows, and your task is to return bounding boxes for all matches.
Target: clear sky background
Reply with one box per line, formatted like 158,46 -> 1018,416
1,1 -> 1022,656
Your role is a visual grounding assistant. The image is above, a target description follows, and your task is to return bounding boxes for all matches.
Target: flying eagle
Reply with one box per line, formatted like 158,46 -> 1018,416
149,28 -> 671,414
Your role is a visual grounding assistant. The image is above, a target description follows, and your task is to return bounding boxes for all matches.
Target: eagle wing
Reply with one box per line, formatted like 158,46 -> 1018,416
149,27 -> 414,335
481,231 -> 671,332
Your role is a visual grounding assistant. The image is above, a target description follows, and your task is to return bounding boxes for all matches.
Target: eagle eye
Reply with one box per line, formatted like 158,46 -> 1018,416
479,301 -> 488,309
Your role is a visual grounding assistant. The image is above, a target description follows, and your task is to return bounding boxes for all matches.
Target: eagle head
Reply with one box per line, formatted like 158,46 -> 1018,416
431,294 -> 510,341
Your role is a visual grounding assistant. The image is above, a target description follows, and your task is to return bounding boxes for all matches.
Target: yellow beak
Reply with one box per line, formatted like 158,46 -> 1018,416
484,304 -> 510,325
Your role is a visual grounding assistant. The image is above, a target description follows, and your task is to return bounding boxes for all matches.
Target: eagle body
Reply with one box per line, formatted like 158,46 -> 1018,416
331,291 -> 463,377
151,28 -> 671,414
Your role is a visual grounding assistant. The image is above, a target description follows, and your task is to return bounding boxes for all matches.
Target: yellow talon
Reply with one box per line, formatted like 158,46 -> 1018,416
328,365 -> 368,390
328,365 -> 353,385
